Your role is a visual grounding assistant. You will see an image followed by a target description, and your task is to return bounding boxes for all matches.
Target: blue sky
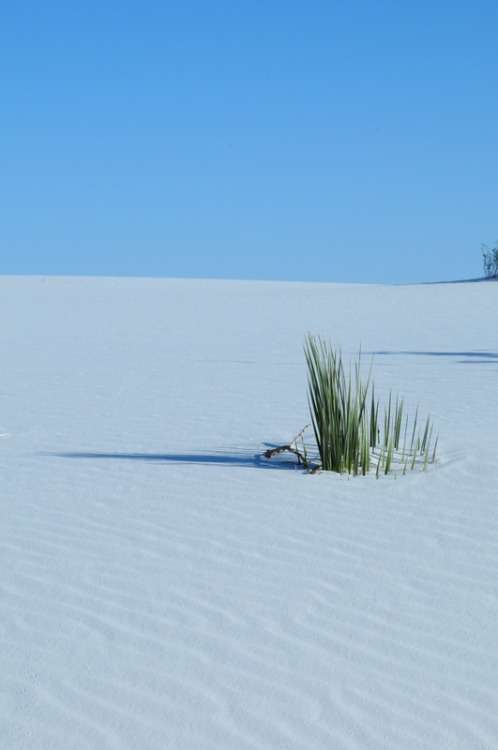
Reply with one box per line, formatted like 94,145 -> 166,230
2,0 -> 497,284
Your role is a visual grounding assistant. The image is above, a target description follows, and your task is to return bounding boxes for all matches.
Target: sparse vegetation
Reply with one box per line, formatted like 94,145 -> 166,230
264,335 -> 438,477
482,241 -> 498,279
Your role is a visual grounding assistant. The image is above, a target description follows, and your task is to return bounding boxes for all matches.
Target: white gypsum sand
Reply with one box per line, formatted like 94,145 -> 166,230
0,275 -> 497,749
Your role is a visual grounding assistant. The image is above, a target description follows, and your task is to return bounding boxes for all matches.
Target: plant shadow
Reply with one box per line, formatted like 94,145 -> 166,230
374,350 -> 498,365
49,446 -> 302,470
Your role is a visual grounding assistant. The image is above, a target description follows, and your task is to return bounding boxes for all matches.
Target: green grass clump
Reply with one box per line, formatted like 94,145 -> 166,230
304,334 -> 437,476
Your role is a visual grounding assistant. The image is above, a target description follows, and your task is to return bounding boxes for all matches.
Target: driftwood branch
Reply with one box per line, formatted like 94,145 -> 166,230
263,425 -> 322,473
289,423 -> 311,449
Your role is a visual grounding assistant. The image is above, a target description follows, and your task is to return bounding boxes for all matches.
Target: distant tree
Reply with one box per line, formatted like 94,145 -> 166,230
481,241 -> 498,279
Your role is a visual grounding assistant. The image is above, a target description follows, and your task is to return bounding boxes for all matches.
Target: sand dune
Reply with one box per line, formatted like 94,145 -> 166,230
1,276 -> 497,749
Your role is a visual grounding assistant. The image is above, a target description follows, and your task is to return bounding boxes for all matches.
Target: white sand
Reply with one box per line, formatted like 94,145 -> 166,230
1,275 -> 497,749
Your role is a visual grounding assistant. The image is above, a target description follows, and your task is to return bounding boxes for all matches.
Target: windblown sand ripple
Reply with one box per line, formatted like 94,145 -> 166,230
1,276 -> 497,749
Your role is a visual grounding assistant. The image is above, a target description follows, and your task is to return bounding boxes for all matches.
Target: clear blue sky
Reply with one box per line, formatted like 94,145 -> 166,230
2,0 -> 497,284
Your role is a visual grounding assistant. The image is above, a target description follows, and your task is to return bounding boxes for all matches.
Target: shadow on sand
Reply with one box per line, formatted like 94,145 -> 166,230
48,446 -> 300,470
374,350 -> 498,365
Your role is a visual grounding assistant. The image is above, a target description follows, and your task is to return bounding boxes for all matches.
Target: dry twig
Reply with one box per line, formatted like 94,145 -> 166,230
263,425 -> 321,473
